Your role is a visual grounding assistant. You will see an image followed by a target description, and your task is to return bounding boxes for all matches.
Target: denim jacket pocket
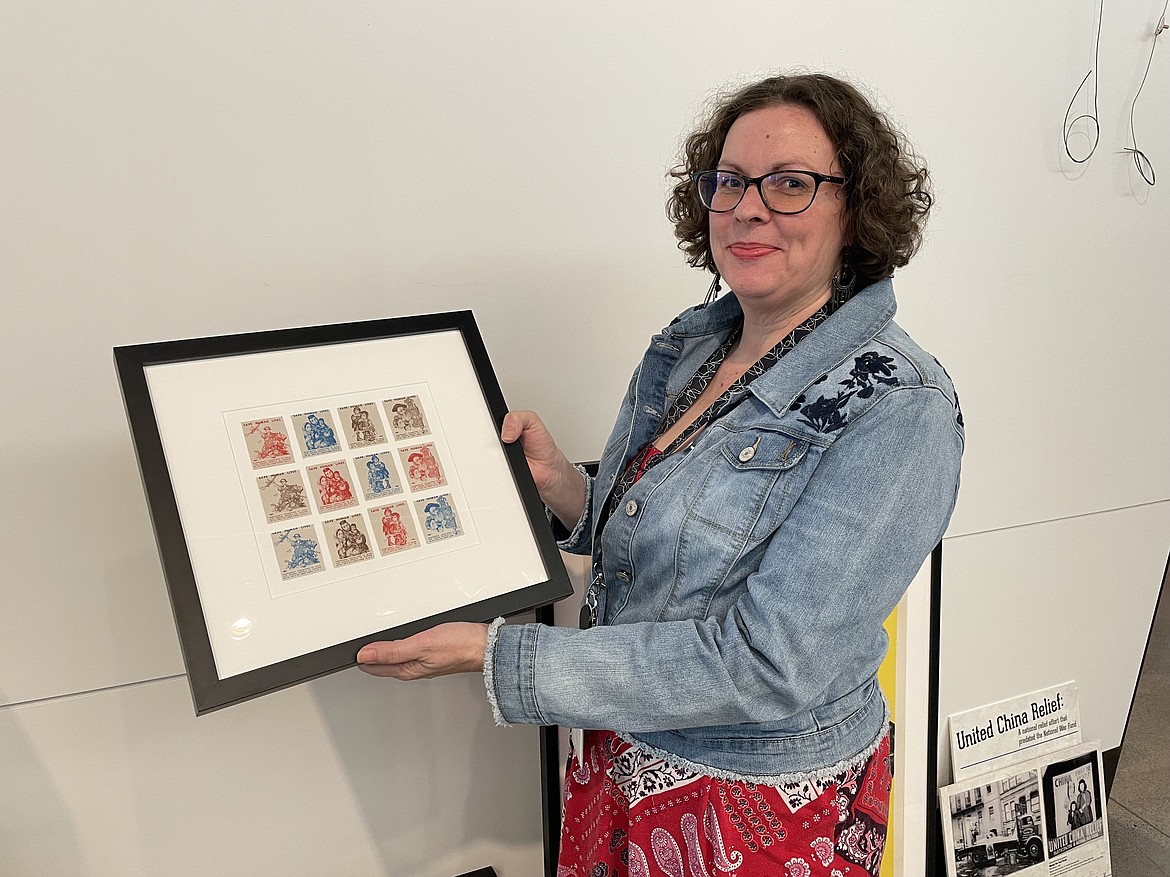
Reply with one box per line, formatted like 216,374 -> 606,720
718,428 -> 807,474
689,427 -> 812,541
648,429 -> 816,621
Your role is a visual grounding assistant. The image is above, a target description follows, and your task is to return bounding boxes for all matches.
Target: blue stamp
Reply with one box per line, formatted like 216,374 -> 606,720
292,410 -> 341,456
354,452 -> 403,501
414,493 -> 463,543
271,525 -> 325,580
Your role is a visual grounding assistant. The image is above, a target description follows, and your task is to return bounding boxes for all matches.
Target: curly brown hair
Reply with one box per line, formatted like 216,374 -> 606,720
667,73 -> 933,290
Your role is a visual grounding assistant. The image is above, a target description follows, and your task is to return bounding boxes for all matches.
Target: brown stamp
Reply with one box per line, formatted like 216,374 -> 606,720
271,525 -> 326,580
256,469 -> 311,524
414,493 -> 463,543
384,395 -> 430,441
398,442 -> 446,492
339,402 -> 387,449
353,451 -> 403,501
241,417 -> 295,469
322,513 -> 375,567
369,502 -> 421,555
305,459 -> 359,514
291,410 -> 342,457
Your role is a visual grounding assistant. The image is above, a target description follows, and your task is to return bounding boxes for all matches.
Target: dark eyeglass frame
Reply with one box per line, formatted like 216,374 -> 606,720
692,169 -> 848,215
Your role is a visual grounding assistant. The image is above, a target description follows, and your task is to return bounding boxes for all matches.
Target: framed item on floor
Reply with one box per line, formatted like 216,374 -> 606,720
115,310 -> 572,715
880,545 -> 944,877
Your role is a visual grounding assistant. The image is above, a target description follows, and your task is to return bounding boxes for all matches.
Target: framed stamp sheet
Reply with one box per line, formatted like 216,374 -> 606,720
116,311 -> 572,715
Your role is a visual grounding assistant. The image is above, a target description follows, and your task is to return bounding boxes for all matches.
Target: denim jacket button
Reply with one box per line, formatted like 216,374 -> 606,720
738,445 -> 756,462
625,499 -> 638,516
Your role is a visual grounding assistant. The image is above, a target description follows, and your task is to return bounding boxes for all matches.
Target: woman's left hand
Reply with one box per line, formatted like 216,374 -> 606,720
356,622 -> 489,679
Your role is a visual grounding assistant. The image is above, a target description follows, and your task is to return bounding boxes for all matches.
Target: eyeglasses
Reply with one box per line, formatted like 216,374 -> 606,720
693,169 -> 847,215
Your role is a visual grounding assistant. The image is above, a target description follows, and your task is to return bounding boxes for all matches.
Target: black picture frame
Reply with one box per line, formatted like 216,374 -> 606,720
115,310 -> 572,715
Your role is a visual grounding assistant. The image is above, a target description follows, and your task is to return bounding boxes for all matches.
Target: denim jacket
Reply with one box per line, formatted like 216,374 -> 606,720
486,278 -> 964,782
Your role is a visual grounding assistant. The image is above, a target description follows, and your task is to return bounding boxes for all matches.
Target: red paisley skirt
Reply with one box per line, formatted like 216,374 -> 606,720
557,730 -> 891,877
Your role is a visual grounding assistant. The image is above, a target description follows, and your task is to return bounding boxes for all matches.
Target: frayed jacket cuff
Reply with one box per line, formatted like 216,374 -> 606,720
482,617 -> 509,726
546,464 -> 592,554
483,619 -> 547,726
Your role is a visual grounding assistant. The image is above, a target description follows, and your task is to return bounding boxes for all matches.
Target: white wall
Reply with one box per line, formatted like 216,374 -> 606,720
2,2 -> 1167,873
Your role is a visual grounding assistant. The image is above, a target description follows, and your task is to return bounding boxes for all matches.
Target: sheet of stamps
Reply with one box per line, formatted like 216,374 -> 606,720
414,493 -> 463,543
230,386 -> 474,597
305,459 -> 359,514
369,502 -> 421,555
256,469 -> 311,524
271,525 -> 326,580
339,402 -> 387,449
399,442 -> 446,492
385,395 -> 430,441
354,452 -> 404,502
322,513 -> 375,567
292,410 -> 342,457
241,417 -> 295,469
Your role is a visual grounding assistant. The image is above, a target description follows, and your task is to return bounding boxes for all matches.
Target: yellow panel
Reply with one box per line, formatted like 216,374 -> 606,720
878,608 -> 899,877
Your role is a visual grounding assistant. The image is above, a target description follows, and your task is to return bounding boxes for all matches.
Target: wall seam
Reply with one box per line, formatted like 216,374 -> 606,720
0,673 -> 186,713
7,502 -> 1166,712
944,497 -> 1170,542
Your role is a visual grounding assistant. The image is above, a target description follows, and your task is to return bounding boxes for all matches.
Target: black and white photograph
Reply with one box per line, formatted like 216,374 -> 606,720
942,741 -> 1114,877
945,769 -> 1046,877
1043,751 -> 1105,859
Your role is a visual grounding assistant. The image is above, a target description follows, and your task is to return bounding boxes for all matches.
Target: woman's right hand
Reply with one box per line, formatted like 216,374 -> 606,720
501,410 -> 586,527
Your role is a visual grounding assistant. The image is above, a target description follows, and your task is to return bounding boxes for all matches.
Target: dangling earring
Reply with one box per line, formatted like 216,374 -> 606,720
703,272 -> 722,306
830,263 -> 856,308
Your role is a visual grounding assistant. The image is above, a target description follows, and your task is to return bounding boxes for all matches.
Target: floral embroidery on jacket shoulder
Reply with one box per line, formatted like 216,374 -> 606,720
929,354 -> 964,429
798,391 -> 852,434
797,351 -> 900,434
841,352 -> 900,399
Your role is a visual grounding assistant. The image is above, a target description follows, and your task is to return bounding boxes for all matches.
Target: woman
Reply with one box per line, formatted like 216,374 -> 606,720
1076,779 -> 1094,826
359,73 -> 963,876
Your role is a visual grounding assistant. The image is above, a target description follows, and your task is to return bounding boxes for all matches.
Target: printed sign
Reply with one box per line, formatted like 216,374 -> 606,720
949,681 -> 1081,782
